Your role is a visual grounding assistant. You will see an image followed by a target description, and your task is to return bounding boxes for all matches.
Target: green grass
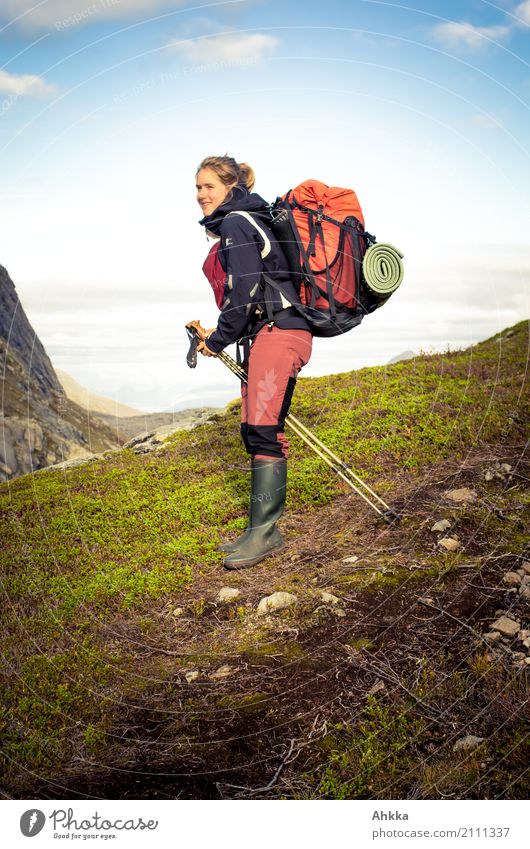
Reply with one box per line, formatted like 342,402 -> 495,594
1,319 -> 528,795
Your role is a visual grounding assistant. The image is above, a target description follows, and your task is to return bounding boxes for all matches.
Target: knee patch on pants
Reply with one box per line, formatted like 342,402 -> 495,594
246,424 -> 286,459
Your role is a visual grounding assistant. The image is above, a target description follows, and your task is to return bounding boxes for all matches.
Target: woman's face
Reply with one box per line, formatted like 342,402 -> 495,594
196,167 -> 235,216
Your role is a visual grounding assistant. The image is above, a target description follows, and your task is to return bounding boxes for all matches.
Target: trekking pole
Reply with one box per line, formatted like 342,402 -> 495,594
185,327 -> 399,523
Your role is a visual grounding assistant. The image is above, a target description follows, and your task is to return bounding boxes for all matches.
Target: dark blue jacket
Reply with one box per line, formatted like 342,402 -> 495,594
199,186 -> 309,353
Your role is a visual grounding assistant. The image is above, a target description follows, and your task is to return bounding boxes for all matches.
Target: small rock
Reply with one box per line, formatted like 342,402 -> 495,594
419,597 -> 435,606
494,609 -> 505,617
342,555 -> 359,563
517,630 -> 530,642
453,735 -> 484,753
445,487 -> 478,504
519,586 -> 530,601
334,608 -> 347,617
172,607 -> 184,617
483,470 -> 495,482
320,591 -> 341,605
257,591 -> 297,616
439,537 -> 461,552
517,569 -> 526,577
512,652 -> 526,662
216,586 -> 241,604
431,519 -> 451,533
500,463 -> 512,473
522,637 -> 530,650
521,575 -> 530,586
209,664 -> 235,680
526,657 -> 530,666
185,670 -> 199,683
368,680 -> 386,696
503,572 -> 522,586
490,616 -> 521,638
521,562 -> 530,575
484,631 -> 502,644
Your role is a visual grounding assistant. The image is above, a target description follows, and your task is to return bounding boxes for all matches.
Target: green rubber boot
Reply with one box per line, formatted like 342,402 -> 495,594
218,533 -> 249,554
223,457 -> 286,570
217,460 -> 255,553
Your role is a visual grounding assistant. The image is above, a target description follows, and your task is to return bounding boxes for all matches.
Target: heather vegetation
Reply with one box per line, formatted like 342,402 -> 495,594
1,321 -> 528,799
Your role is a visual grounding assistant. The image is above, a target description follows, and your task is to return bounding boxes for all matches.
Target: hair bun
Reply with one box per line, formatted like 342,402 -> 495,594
238,162 -> 256,192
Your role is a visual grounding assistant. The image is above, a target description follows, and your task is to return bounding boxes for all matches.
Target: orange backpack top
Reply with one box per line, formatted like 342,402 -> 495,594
284,180 -> 365,254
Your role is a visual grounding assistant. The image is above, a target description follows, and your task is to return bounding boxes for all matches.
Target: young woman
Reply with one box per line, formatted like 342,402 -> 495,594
187,155 -> 312,569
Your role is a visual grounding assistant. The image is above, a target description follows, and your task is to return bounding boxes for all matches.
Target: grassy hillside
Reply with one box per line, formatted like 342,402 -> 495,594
1,321 -> 528,799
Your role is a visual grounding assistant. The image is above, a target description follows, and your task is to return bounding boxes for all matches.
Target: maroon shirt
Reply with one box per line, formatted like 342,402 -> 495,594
202,242 -> 225,310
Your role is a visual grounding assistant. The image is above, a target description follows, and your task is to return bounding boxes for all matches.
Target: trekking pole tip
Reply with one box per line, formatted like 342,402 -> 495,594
379,509 -> 401,525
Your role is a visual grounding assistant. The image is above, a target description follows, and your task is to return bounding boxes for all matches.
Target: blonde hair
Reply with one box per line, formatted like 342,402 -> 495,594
196,155 -> 256,192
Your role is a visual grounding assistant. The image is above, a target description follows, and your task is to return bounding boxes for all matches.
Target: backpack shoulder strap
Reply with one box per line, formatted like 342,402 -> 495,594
228,211 -> 292,315
226,211 -> 272,259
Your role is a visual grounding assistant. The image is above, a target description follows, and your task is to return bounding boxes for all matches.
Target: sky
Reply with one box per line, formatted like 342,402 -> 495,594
0,0 -> 529,412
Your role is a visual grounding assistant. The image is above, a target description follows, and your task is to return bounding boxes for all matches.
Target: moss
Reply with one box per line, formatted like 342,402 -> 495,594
216,692 -> 269,715
347,638 -> 375,650
1,637 -> 119,780
237,637 -> 311,672
279,641 -> 308,661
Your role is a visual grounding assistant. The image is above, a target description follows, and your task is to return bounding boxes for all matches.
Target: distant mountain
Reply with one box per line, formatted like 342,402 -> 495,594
0,265 -> 123,481
95,408 -> 220,439
387,349 -> 416,365
55,368 -> 143,418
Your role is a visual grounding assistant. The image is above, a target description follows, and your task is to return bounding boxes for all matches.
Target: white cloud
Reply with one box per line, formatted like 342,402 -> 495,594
514,1 -> 530,26
0,69 -> 56,96
168,31 -> 278,63
431,20 -> 511,50
0,0 -> 187,31
470,113 -> 502,129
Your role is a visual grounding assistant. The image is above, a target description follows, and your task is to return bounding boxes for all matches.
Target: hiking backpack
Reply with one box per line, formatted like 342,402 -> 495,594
266,179 -> 402,337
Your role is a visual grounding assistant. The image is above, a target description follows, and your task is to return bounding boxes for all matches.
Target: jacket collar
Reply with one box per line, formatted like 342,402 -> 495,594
199,185 -> 269,235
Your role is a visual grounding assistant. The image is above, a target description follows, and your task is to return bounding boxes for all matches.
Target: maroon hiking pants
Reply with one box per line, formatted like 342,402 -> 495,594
240,326 -> 313,460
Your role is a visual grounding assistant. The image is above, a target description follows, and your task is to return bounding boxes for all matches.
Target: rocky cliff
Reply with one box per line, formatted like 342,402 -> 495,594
0,264 -> 123,481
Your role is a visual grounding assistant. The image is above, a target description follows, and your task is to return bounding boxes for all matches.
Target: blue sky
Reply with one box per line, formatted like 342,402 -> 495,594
1,0 -> 529,411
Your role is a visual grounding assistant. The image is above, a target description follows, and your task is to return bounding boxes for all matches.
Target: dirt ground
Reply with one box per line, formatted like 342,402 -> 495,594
19,441 -> 528,800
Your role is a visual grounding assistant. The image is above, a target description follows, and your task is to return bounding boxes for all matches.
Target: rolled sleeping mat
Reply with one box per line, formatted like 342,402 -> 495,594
362,243 -> 404,297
